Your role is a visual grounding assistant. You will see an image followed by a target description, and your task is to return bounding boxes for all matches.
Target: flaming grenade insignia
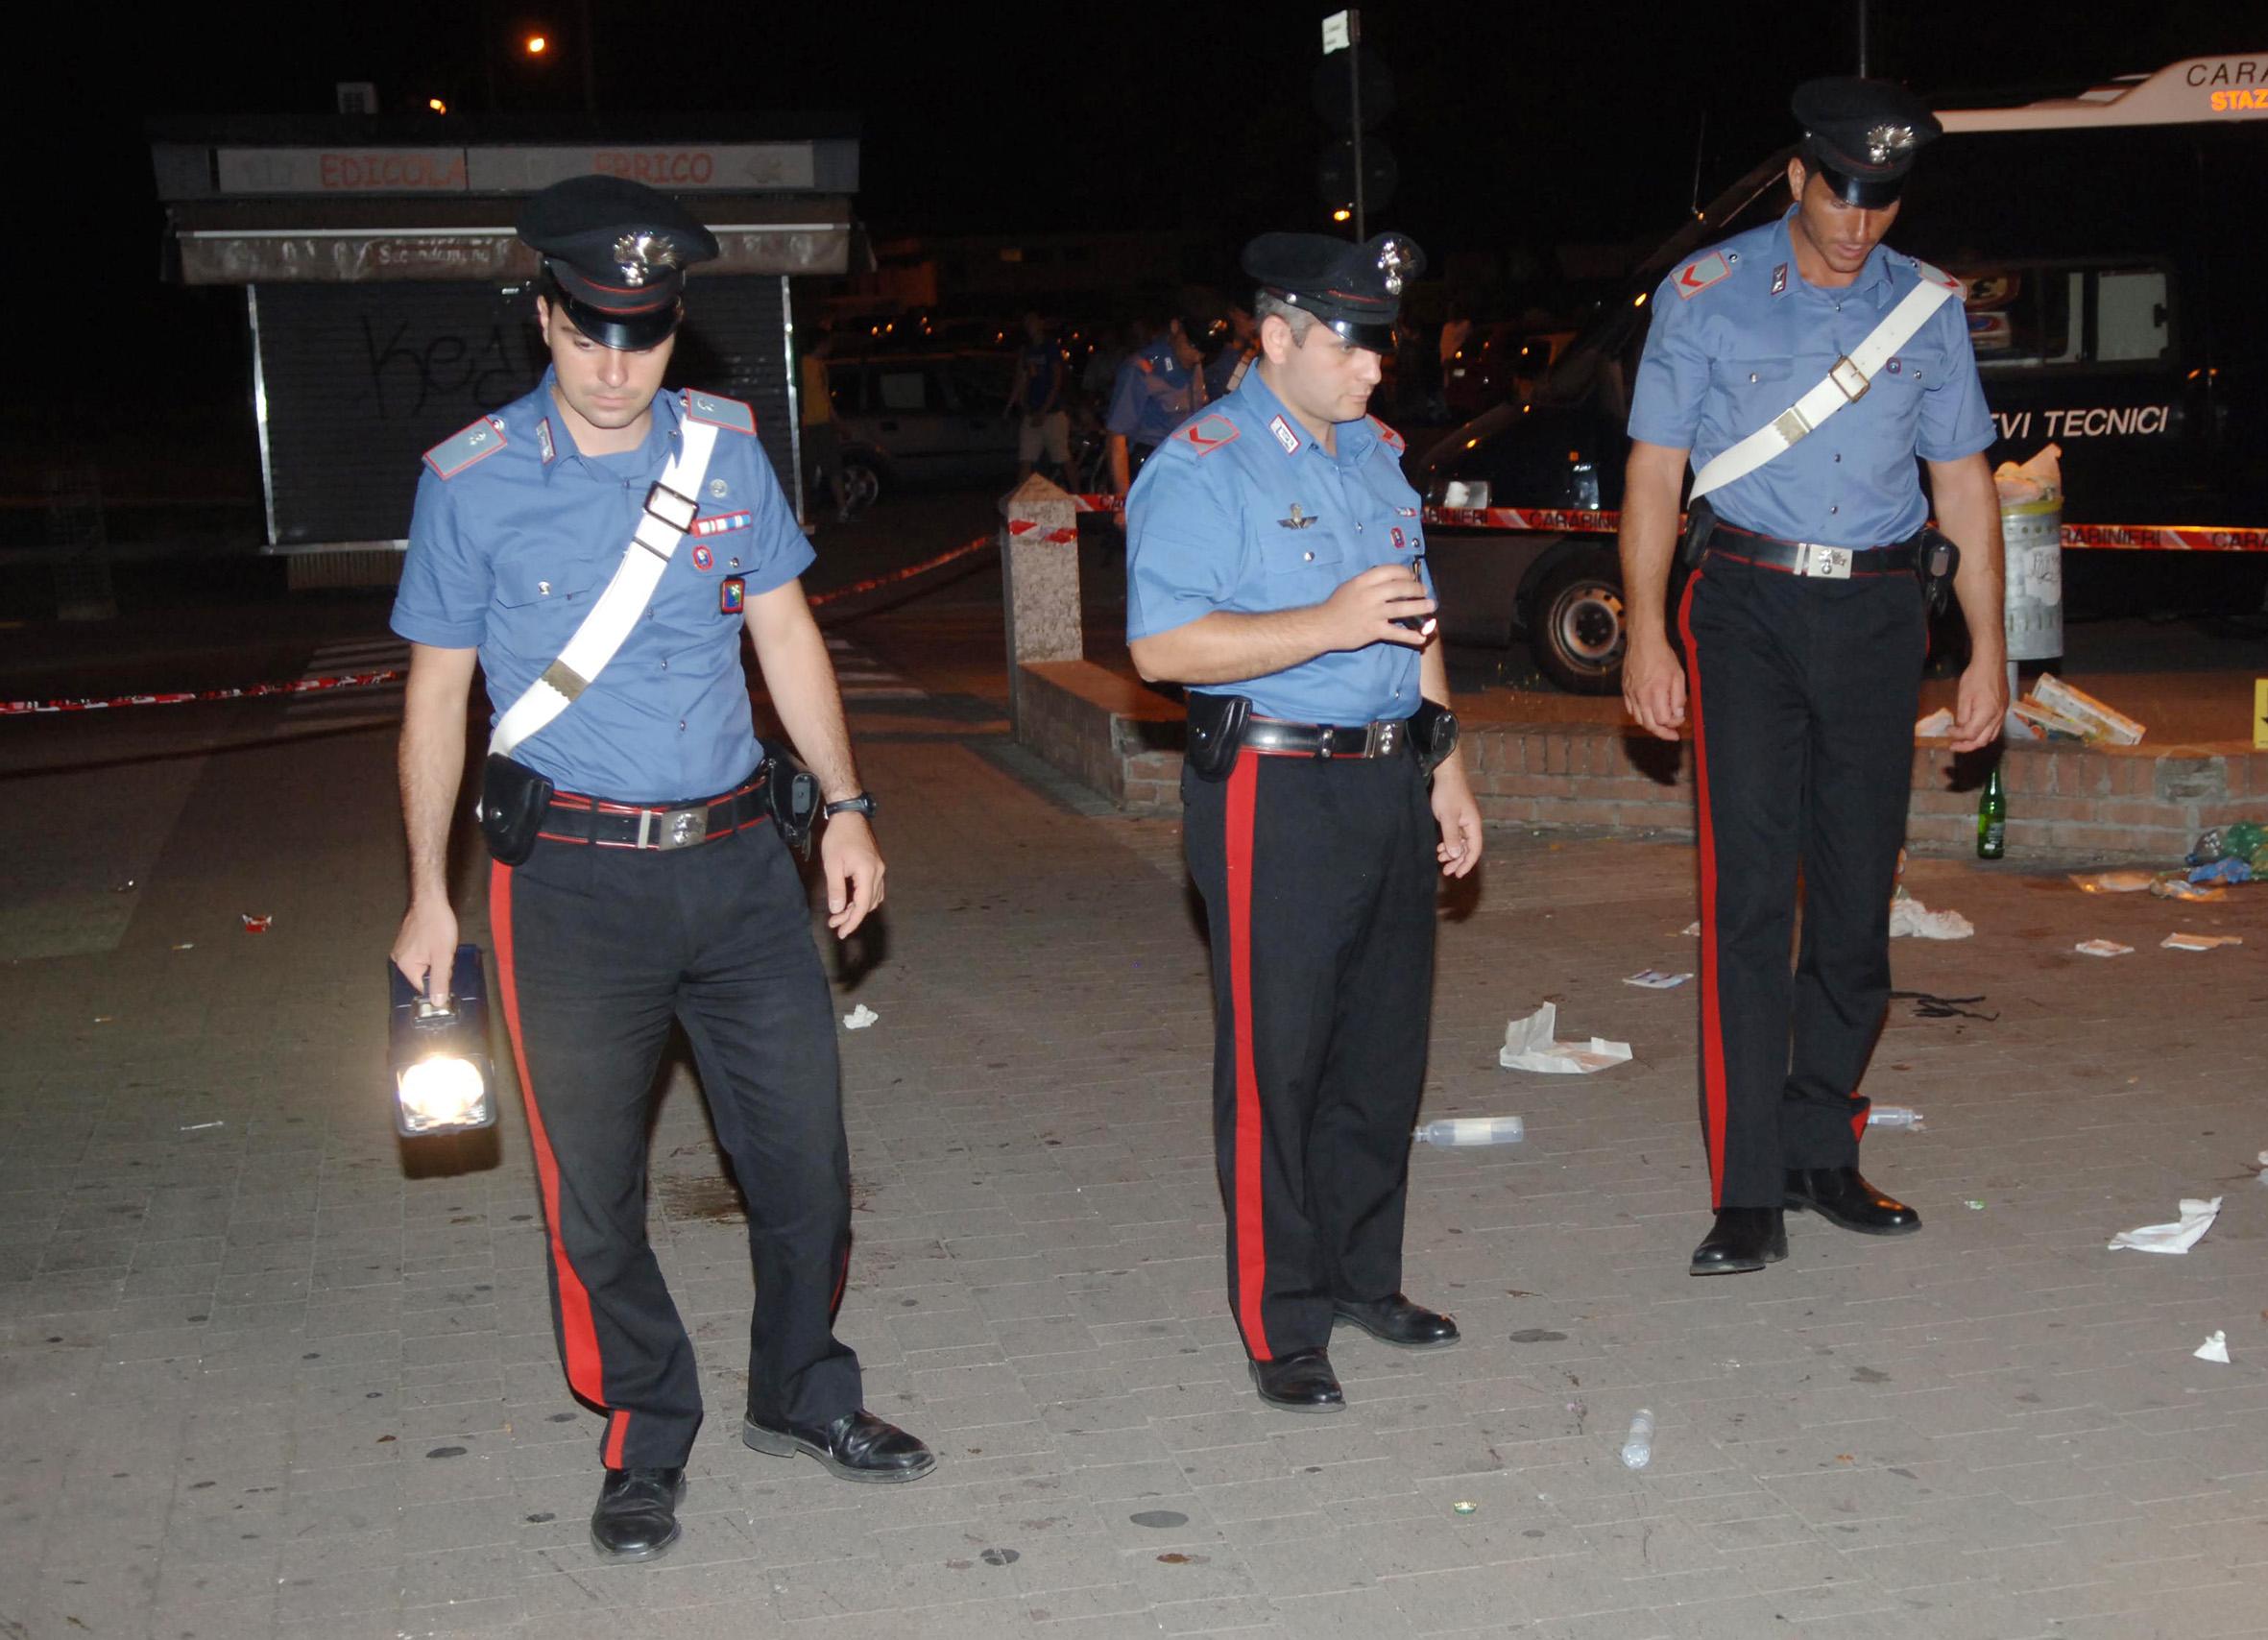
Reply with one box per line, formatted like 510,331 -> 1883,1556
1375,238 -> 1416,296
1863,124 -> 1917,165
612,232 -> 684,288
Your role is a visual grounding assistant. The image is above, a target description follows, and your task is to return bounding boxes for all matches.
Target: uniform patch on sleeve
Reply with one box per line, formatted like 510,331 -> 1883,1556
422,416 -> 507,479
1675,252 -> 1732,300
1366,414 -> 1406,452
682,390 -> 756,433
1177,414 -> 1242,455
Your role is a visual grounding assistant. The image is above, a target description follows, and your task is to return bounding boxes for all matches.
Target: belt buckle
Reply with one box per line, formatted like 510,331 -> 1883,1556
1363,720 -> 1401,758
1796,543 -> 1852,580
1828,354 -> 1870,403
638,805 -> 711,849
643,478 -> 699,534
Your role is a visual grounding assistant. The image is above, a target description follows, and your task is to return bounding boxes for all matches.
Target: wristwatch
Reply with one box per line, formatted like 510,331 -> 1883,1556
823,792 -> 878,820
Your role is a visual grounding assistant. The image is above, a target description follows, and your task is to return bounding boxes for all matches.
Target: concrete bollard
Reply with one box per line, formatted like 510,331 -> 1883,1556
1000,473 -> 1082,734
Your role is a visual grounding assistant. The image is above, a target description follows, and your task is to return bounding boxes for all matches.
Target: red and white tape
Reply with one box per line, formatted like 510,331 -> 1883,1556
0,669 -> 404,717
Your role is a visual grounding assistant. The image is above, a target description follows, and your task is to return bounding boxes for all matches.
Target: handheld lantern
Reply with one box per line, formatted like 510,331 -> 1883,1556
389,945 -> 497,1137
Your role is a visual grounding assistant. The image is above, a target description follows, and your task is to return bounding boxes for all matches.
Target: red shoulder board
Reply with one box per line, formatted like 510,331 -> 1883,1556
1135,356 -> 1155,374
1911,257 -> 1963,292
1675,252 -> 1732,300
422,416 -> 507,479
1366,415 -> 1406,453
682,390 -> 756,433
1176,414 -> 1241,455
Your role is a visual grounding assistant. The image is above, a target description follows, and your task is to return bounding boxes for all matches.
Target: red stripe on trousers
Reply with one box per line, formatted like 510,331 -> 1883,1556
491,862 -> 610,1410
1223,751 -> 1272,1362
1677,573 -> 1731,1208
603,1412 -> 627,1468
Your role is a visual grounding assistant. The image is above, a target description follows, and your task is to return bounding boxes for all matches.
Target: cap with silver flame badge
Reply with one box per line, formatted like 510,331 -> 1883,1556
1242,229 -> 1427,350
517,174 -> 721,350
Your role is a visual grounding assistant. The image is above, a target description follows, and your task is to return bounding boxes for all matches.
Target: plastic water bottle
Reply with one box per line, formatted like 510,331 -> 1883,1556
1620,1410 -> 1655,1470
1413,1116 -> 1524,1146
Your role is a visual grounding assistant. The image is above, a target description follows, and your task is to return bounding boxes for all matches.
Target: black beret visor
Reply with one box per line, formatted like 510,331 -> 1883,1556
1318,315 -> 1398,352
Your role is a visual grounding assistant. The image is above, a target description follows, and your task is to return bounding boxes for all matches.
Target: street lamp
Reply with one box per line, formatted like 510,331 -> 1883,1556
1331,206 -> 1352,223
524,33 -> 547,54
427,96 -> 448,113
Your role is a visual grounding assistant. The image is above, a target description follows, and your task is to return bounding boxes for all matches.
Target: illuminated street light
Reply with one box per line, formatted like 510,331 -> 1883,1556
427,97 -> 447,113
1331,206 -> 1352,223
525,33 -> 548,54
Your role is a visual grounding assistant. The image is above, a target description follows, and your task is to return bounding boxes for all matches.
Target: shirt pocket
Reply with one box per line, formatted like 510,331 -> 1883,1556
1258,516 -> 1348,581
493,555 -> 601,644
1709,355 -> 1796,431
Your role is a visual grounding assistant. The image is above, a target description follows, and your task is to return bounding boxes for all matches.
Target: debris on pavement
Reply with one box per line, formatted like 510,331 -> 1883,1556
1914,707 -> 1957,738
240,913 -> 273,933
2162,933 -> 2243,952
2074,939 -> 2135,957
1499,1001 -> 1632,1074
1680,921 -> 1701,937
1889,889 -> 1974,940
1867,1106 -> 1924,1129
1965,1199 -> 1986,1211
2190,821 -> 2268,872
179,1121 -> 224,1132
2026,673 -> 2146,746
2194,1331 -> 2231,1364
1414,1116 -> 1524,1146
170,942 -> 195,951
2070,871 -> 2156,893
2109,1194 -> 2223,1254
2187,856 -> 2254,887
1451,1501 -> 1478,1516
1890,990 -> 1997,1022
2154,877 -> 2228,903
841,1003 -> 880,1029
1622,969 -> 1691,989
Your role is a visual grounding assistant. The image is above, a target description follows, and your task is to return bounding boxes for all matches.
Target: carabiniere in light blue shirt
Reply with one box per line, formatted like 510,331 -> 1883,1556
1628,205 -> 1995,548
390,370 -> 812,803
1125,367 -> 1432,726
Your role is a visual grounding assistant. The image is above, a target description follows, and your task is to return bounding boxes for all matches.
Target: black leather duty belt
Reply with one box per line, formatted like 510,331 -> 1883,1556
1707,521 -> 1918,579
1243,715 -> 1414,760
537,777 -> 770,850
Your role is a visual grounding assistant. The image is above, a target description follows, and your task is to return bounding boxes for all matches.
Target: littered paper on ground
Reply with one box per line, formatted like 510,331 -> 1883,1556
841,1003 -> 880,1029
2074,939 -> 2134,957
1498,1001 -> 1632,1075
2162,933 -> 2243,952
2108,1195 -> 2222,1254
2194,1331 -> 2231,1363
2070,871 -> 2156,893
1889,895 -> 1973,940
1622,969 -> 1692,989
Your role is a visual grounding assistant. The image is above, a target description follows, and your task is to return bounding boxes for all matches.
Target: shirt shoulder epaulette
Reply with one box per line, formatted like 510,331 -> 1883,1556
1902,254 -> 1963,293
1173,413 -> 1242,456
1672,249 -> 1736,301
682,390 -> 757,434
1366,414 -> 1405,453
422,415 -> 508,479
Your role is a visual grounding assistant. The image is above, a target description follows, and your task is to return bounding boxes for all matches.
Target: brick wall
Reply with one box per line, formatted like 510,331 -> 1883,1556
1016,662 -> 2268,862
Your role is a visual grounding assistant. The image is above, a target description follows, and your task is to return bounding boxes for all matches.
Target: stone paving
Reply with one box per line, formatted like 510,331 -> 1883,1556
3,687 -> 2267,1640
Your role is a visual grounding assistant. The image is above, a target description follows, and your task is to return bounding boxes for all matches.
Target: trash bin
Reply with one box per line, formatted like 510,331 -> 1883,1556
1999,494 -> 2063,662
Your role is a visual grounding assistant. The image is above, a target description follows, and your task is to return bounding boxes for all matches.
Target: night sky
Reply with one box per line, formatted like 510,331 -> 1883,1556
31,0 -> 2256,399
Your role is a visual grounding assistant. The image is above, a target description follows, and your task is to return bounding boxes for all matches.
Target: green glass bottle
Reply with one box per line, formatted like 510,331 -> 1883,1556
1977,766 -> 2007,859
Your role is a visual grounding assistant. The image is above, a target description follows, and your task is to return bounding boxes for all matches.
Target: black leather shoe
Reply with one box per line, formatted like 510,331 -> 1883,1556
1689,1208 -> 1789,1275
1333,1293 -> 1460,1349
1248,1349 -> 1345,1412
589,1466 -> 686,1560
1785,1168 -> 1922,1235
741,1409 -> 936,1483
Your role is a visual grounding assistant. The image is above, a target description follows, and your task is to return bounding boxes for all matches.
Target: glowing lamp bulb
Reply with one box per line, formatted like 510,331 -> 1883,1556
398,1057 -> 488,1129
525,34 -> 548,54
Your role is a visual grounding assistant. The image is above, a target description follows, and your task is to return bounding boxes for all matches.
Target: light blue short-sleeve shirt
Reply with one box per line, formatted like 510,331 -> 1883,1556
1125,368 -> 1431,725
1628,206 -> 1994,547
1105,334 -> 1204,448
390,371 -> 813,803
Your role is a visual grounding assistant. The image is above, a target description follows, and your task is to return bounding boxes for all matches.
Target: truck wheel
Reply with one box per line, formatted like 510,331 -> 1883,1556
840,455 -> 882,514
1530,546 -> 1627,695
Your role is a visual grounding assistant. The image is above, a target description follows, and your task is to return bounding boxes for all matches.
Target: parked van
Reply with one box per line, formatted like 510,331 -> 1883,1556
1418,54 -> 2268,692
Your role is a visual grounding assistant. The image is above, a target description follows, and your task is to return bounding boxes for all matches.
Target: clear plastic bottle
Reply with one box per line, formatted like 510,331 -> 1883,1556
1620,1410 -> 1655,1470
1412,1116 -> 1524,1146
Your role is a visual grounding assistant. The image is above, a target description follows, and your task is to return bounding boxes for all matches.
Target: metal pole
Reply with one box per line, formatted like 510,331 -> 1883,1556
1348,9 -> 1364,239
1857,0 -> 1870,76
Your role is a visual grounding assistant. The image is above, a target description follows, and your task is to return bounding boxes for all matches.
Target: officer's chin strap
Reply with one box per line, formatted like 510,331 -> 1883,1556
489,416 -> 721,762
1688,274 -> 1958,503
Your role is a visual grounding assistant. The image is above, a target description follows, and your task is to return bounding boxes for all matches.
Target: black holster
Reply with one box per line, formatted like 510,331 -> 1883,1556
1915,526 -> 1960,616
479,754 -> 554,867
1678,495 -> 1719,568
760,754 -> 820,858
1411,698 -> 1460,776
1185,690 -> 1252,781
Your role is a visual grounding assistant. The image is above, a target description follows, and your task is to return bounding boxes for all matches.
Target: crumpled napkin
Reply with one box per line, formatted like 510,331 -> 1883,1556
1890,894 -> 1974,940
2194,1331 -> 2231,1363
2108,1195 -> 2222,1254
841,1003 -> 880,1030
1499,1001 -> 1631,1074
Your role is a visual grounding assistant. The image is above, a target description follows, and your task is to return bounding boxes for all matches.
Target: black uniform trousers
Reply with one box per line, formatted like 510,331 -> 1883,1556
1678,551 -> 1927,1209
1182,746 -> 1437,1363
490,809 -> 859,1470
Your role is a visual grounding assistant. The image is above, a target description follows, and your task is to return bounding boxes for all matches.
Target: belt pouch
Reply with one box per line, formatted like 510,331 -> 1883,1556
1185,690 -> 1252,781
1411,699 -> 1460,775
761,755 -> 818,858
1678,496 -> 1719,568
479,754 -> 554,867
1914,525 -> 1961,616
